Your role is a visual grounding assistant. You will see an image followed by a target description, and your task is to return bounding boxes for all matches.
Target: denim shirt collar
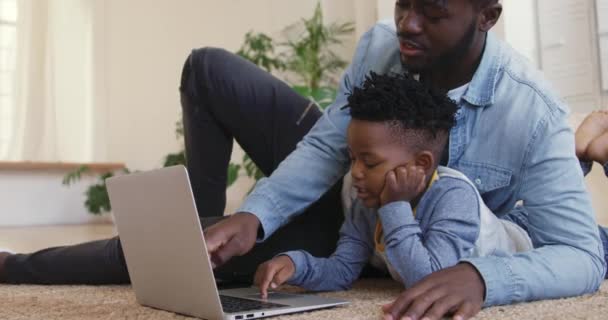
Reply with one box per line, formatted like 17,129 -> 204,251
462,32 -> 502,108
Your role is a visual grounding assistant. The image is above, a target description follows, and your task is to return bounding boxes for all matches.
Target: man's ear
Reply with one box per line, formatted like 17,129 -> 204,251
414,151 -> 434,172
478,2 -> 502,32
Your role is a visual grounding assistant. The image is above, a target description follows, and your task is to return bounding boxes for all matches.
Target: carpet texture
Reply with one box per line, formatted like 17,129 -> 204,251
1,279 -> 607,320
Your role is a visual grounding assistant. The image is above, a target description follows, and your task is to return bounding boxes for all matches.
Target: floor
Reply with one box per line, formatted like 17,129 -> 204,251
0,223 -> 117,253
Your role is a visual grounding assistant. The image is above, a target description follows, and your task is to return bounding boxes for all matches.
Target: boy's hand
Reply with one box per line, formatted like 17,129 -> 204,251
254,255 -> 296,298
380,165 -> 427,206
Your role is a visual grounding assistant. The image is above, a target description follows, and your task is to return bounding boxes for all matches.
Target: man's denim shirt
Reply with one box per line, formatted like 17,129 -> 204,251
239,20 -> 606,306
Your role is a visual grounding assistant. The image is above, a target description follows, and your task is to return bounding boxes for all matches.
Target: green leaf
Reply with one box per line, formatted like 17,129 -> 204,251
242,154 -> 264,180
83,173 -> 114,215
237,31 -> 285,73
62,165 -> 91,186
227,163 -> 241,187
279,1 -> 352,90
84,183 -> 111,215
163,151 -> 186,167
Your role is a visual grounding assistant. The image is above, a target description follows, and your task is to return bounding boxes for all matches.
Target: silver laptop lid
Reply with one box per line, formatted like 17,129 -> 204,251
107,165 -> 224,320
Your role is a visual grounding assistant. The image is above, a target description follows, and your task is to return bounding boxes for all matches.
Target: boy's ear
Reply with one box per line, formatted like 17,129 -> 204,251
414,151 -> 434,172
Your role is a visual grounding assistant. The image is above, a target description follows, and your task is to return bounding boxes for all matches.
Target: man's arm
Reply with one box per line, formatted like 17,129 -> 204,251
237,28 -> 378,240
463,108 -> 606,306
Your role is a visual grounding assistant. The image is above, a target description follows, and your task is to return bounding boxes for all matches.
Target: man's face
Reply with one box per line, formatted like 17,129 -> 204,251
395,0 -> 479,73
347,119 -> 416,209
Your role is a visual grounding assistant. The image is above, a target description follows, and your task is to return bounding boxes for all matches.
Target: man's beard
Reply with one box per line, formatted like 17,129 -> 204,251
401,19 -> 478,74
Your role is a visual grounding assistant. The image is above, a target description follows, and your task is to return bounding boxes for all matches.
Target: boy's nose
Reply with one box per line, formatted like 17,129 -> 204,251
351,164 -> 364,180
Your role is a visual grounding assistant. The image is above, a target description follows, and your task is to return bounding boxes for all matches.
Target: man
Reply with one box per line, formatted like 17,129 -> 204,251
0,1 -> 604,319
202,0 -> 605,319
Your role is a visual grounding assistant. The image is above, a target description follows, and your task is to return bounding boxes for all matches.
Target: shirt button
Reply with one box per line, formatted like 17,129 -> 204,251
474,178 -> 482,185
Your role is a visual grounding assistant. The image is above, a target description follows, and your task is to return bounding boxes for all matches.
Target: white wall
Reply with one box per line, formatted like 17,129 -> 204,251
376,0 -> 394,21
0,170 -> 109,226
502,0 -> 538,66
502,0 -> 607,112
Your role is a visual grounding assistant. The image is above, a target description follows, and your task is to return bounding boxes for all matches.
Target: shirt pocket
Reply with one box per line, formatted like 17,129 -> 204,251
456,160 -> 513,194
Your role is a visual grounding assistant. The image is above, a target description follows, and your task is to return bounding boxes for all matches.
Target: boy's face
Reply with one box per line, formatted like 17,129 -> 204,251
347,119 -> 416,208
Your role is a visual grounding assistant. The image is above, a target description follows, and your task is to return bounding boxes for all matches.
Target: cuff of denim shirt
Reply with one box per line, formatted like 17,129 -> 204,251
580,160 -> 593,176
237,193 -> 285,242
280,251 -> 308,286
604,162 -> 608,177
377,201 -> 415,235
460,256 -> 514,307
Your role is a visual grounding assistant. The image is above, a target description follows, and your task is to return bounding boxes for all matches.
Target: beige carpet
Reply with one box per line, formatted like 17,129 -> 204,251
1,279 -> 607,320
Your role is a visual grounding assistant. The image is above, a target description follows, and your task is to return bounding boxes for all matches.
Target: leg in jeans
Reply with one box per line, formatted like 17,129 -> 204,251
181,47 -> 343,281
2,48 -> 343,284
180,47 -> 322,217
3,237 -> 129,284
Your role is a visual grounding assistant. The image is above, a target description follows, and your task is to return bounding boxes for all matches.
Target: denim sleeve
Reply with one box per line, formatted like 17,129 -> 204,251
604,162 -> 608,177
281,206 -> 374,291
237,31 -> 374,240
378,181 -> 480,288
462,110 -> 606,307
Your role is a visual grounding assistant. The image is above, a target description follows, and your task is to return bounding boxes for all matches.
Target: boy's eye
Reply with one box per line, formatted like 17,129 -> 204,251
364,162 -> 379,169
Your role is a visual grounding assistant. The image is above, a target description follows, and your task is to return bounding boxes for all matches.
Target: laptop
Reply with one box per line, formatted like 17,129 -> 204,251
106,165 -> 348,320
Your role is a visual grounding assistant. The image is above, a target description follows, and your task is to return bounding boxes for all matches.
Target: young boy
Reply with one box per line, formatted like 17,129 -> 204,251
253,72 -> 532,297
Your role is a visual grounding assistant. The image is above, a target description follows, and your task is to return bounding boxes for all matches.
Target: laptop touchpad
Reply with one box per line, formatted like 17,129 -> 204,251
245,292 -> 299,300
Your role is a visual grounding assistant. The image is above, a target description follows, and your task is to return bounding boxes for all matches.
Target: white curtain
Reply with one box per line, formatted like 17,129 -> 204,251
8,0 -> 95,162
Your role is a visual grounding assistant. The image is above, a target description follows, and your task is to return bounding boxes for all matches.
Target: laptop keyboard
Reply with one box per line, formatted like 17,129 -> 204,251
220,295 -> 288,313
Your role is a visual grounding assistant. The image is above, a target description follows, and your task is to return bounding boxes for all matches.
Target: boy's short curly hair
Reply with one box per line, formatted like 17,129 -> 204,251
345,72 -> 458,158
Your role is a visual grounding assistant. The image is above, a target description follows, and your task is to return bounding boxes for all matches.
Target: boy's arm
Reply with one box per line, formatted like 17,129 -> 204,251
379,180 -> 480,288
282,206 -> 374,291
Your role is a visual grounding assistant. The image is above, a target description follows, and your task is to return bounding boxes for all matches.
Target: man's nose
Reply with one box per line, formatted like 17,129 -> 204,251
397,9 -> 423,35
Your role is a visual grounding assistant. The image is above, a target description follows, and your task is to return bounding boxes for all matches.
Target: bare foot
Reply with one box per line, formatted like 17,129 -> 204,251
0,252 -> 10,283
575,110 -> 608,160
587,131 -> 608,165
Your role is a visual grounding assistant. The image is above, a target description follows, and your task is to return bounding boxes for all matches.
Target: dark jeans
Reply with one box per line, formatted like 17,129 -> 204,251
3,48 -> 344,285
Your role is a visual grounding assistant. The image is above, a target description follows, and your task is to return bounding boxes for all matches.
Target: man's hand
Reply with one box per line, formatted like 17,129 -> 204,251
380,165 -> 427,207
254,255 -> 296,298
204,212 -> 261,268
382,263 -> 485,320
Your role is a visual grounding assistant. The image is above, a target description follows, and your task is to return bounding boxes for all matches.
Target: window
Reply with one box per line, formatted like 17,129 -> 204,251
0,0 -> 17,158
